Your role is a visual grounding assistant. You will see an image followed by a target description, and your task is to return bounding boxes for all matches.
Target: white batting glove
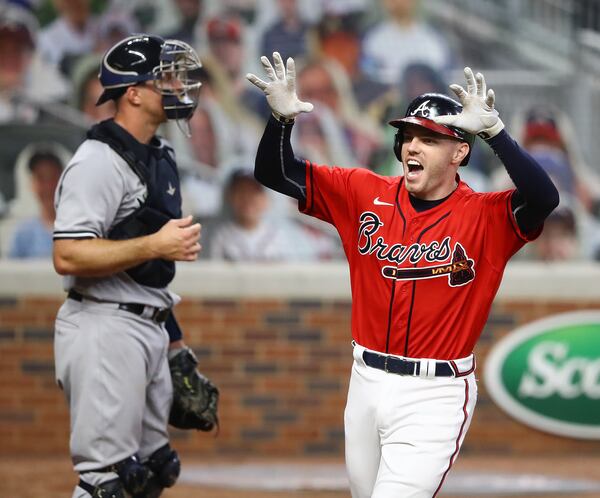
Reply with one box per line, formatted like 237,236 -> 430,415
432,67 -> 504,139
246,52 -> 313,121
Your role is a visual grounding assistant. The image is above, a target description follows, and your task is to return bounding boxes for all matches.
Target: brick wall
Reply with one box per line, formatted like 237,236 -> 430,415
2,293 -> 600,458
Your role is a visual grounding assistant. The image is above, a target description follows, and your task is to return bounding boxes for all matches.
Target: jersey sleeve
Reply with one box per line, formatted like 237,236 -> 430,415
480,189 -> 542,268
300,162 -> 374,240
53,141 -> 128,240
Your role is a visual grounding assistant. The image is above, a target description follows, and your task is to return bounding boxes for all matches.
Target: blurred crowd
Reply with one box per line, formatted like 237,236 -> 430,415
1,0 -> 600,263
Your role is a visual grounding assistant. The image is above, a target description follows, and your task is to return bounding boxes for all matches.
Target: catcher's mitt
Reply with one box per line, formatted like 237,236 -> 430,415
168,347 -> 219,432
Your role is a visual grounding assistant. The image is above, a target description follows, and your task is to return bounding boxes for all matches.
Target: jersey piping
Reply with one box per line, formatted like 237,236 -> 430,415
404,210 -> 452,356
53,229 -> 99,239
384,181 -> 405,354
277,120 -> 306,198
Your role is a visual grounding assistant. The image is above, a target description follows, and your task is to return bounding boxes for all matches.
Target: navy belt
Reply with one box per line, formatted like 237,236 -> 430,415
362,350 -> 455,377
68,289 -> 170,323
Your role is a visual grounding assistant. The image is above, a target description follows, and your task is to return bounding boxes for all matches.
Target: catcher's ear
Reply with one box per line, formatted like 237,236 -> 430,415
124,85 -> 143,106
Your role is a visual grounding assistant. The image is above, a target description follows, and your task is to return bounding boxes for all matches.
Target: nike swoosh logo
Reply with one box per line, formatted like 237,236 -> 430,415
373,197 -> 394,207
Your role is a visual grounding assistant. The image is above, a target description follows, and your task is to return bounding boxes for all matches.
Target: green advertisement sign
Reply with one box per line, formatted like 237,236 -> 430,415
484,311 -> 600,439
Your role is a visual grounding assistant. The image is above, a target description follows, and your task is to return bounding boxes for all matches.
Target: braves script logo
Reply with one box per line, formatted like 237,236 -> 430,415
358,211 -> 475,287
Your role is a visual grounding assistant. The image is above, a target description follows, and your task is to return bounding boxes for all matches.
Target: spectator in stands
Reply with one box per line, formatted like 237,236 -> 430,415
210,168 -> 318,261
7,147 -> 64,258
260,0 -> 309,63
373,62 -> 447,126
494,105 -> 600,214
177,104 -> 233,220
38,0 -> 98,74
94,7 -> 140,54
521,107 -> 600,214
163,0 -> 204,45
292,108 -> 357,167
361,0 -> 453,85
70,53 -> 115,124
206,14 -> 269,119
492,105 -> 600,260
0,3 -> 69,124
314,8 -> 388,110
527,201 -> 581,262
167,62 -> 262,219
367,62 -> 448,177
296,58 -> 383,167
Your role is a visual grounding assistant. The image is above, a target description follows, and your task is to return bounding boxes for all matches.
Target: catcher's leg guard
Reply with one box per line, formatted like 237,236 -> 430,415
129,444 -> 180,498
113,455 -> 154,495
146,443 -> 181,488
77,478 -> 125,498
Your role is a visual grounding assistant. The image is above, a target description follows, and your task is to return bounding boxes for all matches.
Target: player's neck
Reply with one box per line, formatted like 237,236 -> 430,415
411,180 -> 458,202
409,190 -> 454,212
113,112 -> 160,145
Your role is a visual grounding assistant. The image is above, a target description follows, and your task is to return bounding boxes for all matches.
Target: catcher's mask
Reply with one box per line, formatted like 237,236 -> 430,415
389,93 -> 474,166
97,34 -> 203,136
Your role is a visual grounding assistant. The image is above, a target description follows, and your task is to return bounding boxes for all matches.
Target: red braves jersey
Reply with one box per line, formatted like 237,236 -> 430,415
301,163 -> 540,359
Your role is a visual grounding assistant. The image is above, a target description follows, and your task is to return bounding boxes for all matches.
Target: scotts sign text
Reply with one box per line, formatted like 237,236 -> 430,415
484,311 -> 600,439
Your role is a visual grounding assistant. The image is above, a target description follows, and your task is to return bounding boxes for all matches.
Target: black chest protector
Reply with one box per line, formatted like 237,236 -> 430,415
88,119 -> 182,288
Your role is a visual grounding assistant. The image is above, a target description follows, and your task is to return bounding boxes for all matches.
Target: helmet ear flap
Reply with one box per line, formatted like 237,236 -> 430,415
393,131 -> 402,162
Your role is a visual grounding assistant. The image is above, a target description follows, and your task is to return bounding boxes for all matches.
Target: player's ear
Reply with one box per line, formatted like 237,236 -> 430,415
125,85 -> 143,106
452,142 -> 469,166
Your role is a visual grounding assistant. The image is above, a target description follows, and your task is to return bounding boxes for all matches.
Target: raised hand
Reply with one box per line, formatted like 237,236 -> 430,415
246,52 -> 313,120
432,67 -> 504,139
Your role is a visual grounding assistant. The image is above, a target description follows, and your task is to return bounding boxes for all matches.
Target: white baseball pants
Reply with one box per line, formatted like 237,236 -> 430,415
345,343 -> 477,498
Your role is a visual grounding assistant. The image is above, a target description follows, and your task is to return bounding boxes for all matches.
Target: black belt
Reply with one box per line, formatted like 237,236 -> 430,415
68,290 -> 171,323
362,350 -> 455,377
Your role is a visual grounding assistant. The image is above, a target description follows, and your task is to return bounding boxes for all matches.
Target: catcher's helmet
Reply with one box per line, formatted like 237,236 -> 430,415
389,93 -> 474,166
97,34 -> 202,124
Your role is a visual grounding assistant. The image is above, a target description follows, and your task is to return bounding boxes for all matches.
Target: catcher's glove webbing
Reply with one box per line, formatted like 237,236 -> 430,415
168,347 -> 219,432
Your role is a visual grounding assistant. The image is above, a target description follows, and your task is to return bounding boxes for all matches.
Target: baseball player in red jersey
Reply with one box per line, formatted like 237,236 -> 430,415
247,53 -> 559,497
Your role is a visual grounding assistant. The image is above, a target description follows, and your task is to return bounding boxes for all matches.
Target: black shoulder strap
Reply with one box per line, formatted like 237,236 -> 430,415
87,120 -> 147,184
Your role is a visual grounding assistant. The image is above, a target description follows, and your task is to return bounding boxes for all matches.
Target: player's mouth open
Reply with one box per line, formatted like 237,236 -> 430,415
406,159 -> 424,180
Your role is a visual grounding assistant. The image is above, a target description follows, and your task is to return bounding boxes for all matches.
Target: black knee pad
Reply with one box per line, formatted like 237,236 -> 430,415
114,455 -> 153,495
78,477 -> 125,498
146,443 -> 181,488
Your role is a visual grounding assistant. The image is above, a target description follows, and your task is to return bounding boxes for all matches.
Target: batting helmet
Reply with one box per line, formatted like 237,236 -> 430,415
389,93 -> 474,166
96,34 -> 202,123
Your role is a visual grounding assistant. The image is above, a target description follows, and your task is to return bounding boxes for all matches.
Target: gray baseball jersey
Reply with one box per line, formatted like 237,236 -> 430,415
54,139 -> 179,308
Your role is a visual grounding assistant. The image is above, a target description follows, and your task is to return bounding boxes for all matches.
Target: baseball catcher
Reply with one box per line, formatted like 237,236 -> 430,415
53,34 -> 216,498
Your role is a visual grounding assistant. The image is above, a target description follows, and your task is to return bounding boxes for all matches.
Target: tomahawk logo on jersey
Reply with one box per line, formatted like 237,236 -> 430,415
302,164 -> 539,360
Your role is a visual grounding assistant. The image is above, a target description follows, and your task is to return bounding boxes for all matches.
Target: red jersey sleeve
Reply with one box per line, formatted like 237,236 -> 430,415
479,189 -> 542,269
300,162 -> 381,240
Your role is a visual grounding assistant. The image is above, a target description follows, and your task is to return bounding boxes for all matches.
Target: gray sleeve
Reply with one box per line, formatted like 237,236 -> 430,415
53,141 -> 129,240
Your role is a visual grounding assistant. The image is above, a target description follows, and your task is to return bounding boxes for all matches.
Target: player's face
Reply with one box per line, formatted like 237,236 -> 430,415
136,81 -> 168,124
401,124 -> 466,200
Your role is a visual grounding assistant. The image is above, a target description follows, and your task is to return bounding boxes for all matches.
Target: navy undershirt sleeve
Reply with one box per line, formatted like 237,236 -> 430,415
486,129 -> 559,234
254,115 -> 307,201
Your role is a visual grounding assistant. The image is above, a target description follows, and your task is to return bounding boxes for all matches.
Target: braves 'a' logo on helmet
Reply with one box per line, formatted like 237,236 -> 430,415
409,100 -> 433,118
